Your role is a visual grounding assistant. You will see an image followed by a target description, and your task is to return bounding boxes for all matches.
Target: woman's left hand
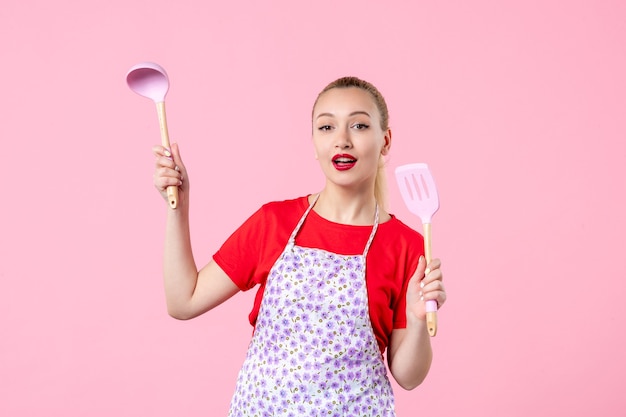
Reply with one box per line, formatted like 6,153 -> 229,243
406,256 -> 446,324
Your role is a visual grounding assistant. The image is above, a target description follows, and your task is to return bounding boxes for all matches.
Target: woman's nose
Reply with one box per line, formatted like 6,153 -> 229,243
334,128 -> 353,148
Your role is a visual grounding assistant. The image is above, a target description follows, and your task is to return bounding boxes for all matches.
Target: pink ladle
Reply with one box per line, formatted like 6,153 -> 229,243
126,62 -> 178,209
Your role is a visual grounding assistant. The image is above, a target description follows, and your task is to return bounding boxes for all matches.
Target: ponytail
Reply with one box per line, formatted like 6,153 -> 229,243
374,155 -> 388,211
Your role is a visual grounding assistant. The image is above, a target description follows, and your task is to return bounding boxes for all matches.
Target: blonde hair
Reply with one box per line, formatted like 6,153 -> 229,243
313,76 -> 390,208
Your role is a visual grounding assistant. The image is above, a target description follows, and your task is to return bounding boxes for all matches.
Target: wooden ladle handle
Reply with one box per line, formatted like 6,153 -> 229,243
156,101 -> 178,209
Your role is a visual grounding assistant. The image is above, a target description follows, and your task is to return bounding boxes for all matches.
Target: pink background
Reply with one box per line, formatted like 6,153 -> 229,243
2,1 -> 625,415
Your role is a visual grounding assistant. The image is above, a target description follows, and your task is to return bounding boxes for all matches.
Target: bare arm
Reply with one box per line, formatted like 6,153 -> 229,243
387,257 -> 446,390
154,143 -> 240,320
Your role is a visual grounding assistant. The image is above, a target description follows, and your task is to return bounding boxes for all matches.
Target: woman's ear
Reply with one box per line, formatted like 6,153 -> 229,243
381,128 -> 392,155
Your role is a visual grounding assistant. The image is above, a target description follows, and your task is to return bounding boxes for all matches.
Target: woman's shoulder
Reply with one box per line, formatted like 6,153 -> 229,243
379,214 -> 425,245
259,195 -> 309,216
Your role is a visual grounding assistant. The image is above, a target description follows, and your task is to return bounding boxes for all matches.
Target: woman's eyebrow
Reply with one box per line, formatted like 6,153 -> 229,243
315,111 -> 371,120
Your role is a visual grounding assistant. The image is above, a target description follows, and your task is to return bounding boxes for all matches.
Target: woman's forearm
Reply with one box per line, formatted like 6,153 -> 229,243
388,320 -> 433,390
162,206 -> 199,318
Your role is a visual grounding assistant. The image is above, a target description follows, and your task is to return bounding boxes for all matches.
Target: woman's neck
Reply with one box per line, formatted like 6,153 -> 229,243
310,186 -> 386,225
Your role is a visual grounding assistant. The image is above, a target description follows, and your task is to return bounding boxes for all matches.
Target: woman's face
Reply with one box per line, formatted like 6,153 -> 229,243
312,87 -> 391,192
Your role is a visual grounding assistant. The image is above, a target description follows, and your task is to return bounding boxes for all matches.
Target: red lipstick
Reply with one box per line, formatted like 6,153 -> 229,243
332,154 -> 357,171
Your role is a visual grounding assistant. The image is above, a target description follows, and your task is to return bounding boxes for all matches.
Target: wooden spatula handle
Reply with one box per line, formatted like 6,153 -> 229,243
423,222 -> 437,337
156,101 -> 178,209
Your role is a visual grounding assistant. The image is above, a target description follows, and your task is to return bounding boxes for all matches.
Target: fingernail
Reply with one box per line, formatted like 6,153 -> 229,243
419,255 -> 425,263
164,149 -> 172,157
420,281 -> 425,289
425,268 -> 431,276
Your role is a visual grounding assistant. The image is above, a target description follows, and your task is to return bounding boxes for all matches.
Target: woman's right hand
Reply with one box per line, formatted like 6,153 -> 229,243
152,143 -> 188,207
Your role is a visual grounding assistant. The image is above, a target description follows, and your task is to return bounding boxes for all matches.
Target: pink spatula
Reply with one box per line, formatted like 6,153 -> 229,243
395,163 -> 440,336
126,62 -> 178,209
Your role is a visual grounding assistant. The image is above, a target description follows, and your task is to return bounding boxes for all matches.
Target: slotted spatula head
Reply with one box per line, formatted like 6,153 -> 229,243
395,163 -> 440,224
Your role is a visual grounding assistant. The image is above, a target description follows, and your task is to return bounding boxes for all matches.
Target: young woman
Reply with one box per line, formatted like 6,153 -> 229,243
152,77 -> 446,416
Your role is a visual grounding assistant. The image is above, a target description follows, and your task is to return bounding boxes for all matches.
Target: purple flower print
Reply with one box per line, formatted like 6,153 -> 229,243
325,319 -> 335,330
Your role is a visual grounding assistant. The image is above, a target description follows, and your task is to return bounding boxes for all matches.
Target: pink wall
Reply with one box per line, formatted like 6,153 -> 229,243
2,1 -> 625,415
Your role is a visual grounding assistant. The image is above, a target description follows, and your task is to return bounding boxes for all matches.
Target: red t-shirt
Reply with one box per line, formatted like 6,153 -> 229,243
213,196 -> 424,354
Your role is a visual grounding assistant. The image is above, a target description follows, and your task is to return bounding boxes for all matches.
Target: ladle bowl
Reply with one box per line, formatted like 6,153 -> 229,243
126,62 -> 169,102
126,62 -> 178,209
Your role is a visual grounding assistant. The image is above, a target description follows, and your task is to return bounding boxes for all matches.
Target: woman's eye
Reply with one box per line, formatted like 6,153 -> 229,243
318,125 -> 332,131
353,123 -> 369,130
